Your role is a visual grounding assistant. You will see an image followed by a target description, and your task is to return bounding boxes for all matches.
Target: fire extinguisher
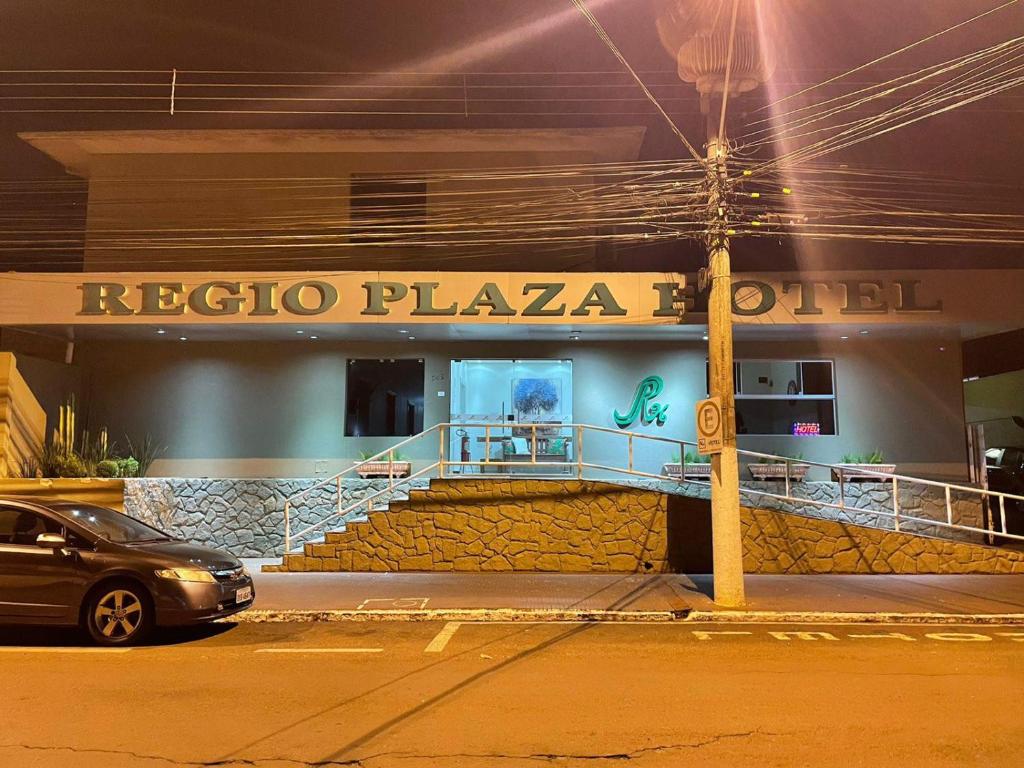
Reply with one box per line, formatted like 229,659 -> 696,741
457,428 -> 470,462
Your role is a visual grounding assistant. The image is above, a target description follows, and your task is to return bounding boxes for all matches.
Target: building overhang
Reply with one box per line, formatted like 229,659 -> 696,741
17,127 -> 648,178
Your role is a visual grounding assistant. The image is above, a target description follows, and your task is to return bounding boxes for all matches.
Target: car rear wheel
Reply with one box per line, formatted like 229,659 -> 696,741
84,582 -> 152,646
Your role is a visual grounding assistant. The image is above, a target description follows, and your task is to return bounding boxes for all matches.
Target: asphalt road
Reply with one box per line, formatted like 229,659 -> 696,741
0,620 -> 1022,767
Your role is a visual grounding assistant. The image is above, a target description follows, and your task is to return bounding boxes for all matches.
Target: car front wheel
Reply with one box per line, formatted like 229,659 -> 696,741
85,582 -> 152,646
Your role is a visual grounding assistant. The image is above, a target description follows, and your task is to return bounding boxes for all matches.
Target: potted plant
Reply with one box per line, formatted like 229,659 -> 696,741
832,450 -> 896,482
355,449 -> 411,479
748,453 -> 811,481
663,450 -> 713,480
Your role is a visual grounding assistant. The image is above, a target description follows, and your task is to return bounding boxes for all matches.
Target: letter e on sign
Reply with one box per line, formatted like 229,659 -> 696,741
696,397 -> 723,455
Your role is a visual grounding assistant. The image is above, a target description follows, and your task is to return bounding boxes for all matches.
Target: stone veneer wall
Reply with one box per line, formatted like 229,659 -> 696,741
123,475 -> 996,559
277,479 -> 668,572
621,479 -> 987,542
743,506 -> 1024,574
265,478 -> 1024,574
124,478 -> 428,556
0,353 -> 46,478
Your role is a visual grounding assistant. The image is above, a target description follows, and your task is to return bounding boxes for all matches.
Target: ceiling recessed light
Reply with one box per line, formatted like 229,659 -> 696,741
156,328 -> 166,335
310,335 -> 319,340
296,330 -> 304,335
702,335 -> 709,341
408,336 -> 416,340
840,335 -> 849,340
398,330 -> 409,334
569,335 -> 580,341
859,329 -> 869,335
179,336 -> 187,342
939,346 -> 946,351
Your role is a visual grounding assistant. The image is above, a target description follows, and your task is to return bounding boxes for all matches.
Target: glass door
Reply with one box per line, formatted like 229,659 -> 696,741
449,359 -> 573,474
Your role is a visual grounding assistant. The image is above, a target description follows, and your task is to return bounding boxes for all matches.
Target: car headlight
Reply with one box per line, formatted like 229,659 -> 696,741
155,567 -> 217,583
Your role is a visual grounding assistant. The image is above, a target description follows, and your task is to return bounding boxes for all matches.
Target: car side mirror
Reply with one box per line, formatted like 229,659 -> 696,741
36,533 -> 66,550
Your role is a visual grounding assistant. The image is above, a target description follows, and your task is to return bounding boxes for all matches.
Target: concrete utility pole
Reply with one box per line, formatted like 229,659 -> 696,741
660,0 -> 774,606
704,106 -> 745,607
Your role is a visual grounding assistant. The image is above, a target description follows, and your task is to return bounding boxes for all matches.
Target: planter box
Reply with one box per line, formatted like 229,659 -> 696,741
355,461 -> 411,479
748,462 -> 811,482
662,462 -> 712,480
0,477 -> 125,510
830,463 -> 897,482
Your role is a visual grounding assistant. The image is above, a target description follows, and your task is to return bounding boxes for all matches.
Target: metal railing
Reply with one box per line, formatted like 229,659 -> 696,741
280,422 -> 1024,555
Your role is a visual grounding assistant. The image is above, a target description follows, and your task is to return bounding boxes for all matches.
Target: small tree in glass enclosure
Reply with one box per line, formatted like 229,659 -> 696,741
513,379 -> 559,418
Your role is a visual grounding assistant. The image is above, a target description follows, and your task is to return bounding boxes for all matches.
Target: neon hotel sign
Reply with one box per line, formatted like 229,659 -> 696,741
75,275 -> 943,321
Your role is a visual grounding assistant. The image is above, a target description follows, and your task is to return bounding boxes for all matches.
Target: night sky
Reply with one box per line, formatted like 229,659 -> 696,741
1,0 -> 1021,271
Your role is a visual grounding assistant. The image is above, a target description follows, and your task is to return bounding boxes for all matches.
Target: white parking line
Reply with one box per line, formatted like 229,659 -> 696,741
356,597 -> 430,610
424,622 -> 462,653
254,648 -> 383,654
0,648 -> 132,654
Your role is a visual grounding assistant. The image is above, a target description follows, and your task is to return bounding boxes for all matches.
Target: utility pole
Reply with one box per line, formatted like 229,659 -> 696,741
704,104 -> 745,607
653,0 -> 770,606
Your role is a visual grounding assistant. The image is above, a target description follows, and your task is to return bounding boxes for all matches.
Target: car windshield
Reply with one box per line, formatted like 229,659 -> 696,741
52,503 -> 171,544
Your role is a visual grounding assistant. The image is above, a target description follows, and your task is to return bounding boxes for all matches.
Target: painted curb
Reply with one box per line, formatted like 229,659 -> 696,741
232,609 -> 681,623
229,608 -> 1024,625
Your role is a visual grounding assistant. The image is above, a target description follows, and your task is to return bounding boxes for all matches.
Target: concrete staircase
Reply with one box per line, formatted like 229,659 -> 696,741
264,478 -> 671,573
262,477 -> 1024,575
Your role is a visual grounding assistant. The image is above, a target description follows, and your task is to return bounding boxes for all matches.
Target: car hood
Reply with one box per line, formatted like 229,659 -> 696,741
128,539 -> 241,570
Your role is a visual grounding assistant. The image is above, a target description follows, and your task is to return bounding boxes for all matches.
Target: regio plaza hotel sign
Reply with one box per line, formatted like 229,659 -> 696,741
0,269 -> 1007,328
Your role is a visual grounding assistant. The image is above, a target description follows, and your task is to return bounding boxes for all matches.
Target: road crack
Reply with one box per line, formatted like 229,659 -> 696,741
1,730 -> 780,766
0,743 -> 364,767
358,730 -> 783,763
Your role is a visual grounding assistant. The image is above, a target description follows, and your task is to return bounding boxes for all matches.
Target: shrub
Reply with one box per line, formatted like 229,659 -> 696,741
841,451 -> 885,464
47,451 -> 88,478
116,457 -> 140,478
125,435 -> 164,477
95,459 -> 120,478
18,455 -> 40,479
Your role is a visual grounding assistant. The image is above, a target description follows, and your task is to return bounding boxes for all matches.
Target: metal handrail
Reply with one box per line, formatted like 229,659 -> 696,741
279,421 -> 1024,555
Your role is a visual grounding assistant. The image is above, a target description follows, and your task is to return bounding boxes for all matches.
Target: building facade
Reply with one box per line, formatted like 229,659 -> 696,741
2,128 -> 1022,486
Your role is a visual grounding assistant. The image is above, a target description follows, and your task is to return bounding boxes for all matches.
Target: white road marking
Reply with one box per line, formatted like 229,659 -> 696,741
424,622 -> 462,653
692,630 -> 753,641
996,633 -> 1024,642
0,647 -> 132,654
924,632 -> 992,642
356,597 -> 430,610
255,648 -> 383,654
848,632 -> 916,641
768,631 -> 840,641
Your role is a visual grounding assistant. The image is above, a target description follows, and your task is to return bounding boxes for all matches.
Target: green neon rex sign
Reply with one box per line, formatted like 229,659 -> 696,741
614,375 -> 668,428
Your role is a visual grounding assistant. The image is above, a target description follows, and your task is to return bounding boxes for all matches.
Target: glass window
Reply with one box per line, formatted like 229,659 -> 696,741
0,507 -> 62,546
345,359 -> 425,437
349,176 -> 426,244
708,359 -> 837,436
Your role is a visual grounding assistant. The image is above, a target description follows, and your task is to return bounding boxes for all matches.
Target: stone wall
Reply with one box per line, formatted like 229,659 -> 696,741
124,477 -> 427,556
270,479 -> 670,573
621,478 -> 987,542
265,478 -> 1024,574
121,474 -> 1001,561
742,506 -> 1024,574
0,353 -> 46,478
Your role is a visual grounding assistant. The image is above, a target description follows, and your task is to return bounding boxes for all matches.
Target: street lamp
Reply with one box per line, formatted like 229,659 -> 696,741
659,0 -> 775,607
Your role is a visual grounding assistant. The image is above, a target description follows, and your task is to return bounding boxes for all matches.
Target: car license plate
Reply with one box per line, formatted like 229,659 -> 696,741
235,586 -> 252,603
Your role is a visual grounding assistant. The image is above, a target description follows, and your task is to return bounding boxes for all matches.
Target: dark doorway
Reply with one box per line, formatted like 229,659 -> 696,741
666,494 -> 714,573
